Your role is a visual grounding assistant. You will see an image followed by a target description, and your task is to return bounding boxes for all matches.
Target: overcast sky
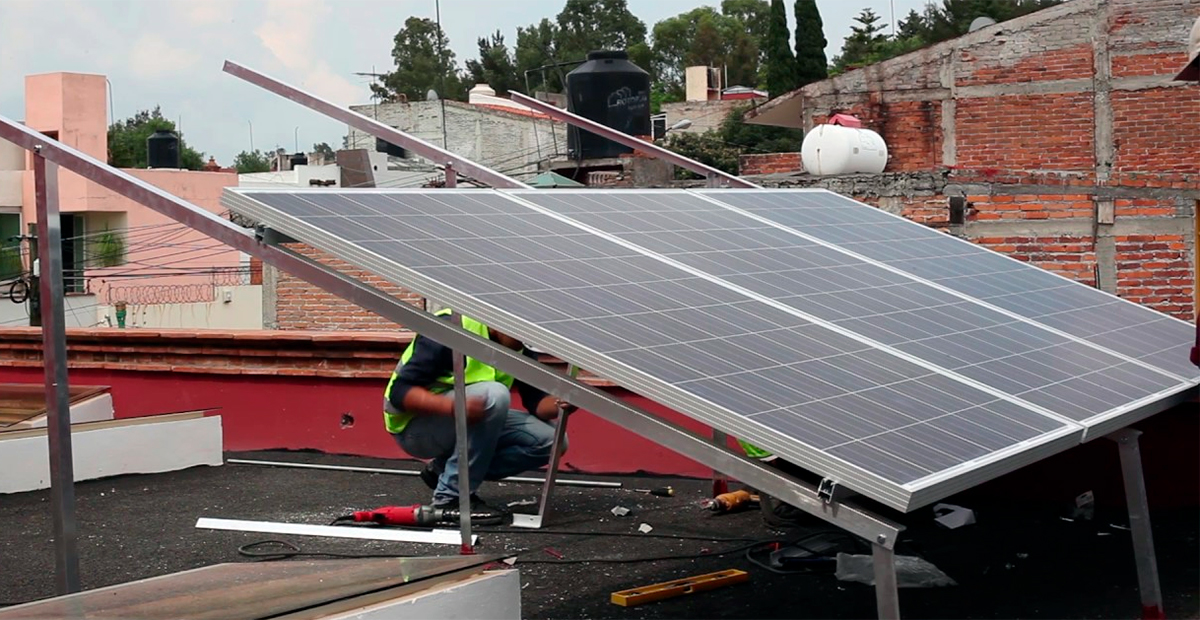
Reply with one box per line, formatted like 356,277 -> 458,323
0,0 -> 928,165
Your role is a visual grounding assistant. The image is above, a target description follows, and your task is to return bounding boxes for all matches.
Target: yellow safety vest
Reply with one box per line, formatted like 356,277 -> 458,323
383,309 -> 516,434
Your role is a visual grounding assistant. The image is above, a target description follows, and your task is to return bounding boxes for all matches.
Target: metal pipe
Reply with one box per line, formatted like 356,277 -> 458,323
0,115 -> 902,548
450,312 -> 473,554
33,152 -> 80,594
222,61 -> 529,189
509,91 -> 760,189
224,458 -> 623,488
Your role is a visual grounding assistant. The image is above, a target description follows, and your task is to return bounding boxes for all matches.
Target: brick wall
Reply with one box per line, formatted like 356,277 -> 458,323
738,152 -> 802,175
956,93 -> 1096,171
976,234 -> 1099,285
269,244 -> 425,331
1116,234 -> 1194,315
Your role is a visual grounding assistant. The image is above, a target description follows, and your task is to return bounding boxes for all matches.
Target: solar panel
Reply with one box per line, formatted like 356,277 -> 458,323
223,187 -> 1192,511
511,189 -> 1193,437
694,189 -> 1200,381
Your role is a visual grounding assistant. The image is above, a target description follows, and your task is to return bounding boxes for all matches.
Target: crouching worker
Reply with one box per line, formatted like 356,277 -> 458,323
384,309 -> 572,523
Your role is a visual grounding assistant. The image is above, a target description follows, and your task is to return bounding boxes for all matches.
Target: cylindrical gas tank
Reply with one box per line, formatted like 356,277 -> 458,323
801,124 -> 888,175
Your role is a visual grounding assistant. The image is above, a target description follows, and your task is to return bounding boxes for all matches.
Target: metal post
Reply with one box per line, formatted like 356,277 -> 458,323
711,429 -> 729,495
450,312 -> 473,555
33,152 -> 80,594
444,162 -> 457,188
872,542 -> 901,620
511,365 -> 577,529
1109,429 -> 1165,619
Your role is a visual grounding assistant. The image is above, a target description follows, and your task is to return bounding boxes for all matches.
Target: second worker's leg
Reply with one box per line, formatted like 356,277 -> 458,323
433,381 -> 510,506
487,410 -> 567,482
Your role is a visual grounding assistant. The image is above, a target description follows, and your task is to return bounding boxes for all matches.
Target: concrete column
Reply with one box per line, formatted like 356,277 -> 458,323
941,43 -> 959,168
262,263 -> 278,329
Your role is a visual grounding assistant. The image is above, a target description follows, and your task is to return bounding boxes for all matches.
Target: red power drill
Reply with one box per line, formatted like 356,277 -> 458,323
335,504 -> 451,527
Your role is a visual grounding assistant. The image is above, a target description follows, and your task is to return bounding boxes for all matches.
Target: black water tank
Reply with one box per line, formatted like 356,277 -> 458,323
146,129 -> 180,169
566,50 -> 651,160
290,153 -> 309,168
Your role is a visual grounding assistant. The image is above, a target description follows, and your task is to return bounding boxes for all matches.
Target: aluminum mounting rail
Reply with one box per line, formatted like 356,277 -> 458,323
222,60 -> 530,190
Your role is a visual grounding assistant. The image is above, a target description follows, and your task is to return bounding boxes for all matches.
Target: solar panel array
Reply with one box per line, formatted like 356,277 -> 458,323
224,187 -> 1198,511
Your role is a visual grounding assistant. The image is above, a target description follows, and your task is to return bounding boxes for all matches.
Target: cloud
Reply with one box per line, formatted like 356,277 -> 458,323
128,33 -> 202,80
253,0 -> 364,105
184,0 -> 237,26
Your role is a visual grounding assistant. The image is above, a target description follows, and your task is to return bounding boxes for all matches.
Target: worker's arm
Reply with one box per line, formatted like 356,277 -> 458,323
515,353 -> 577,421
388,335 -> 460,418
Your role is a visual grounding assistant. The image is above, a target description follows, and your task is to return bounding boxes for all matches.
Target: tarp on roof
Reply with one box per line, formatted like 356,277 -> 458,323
528,171 -> 585,188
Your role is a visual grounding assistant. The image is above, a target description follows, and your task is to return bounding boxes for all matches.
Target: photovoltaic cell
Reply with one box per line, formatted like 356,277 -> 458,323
695,189 -> 1200,380
223,187 -> 1194,511
512,190 -> 1188,427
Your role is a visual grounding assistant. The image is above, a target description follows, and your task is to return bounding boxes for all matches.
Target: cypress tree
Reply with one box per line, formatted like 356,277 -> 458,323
793,0 -> 828,86
764,0 -> 797,98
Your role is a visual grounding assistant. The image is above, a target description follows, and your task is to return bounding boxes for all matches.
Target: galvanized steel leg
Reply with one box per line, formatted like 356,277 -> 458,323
450,312 -> 473,554
711,429 -> 729,495
1109,429 -> 1164,619
872,542 -> 901,620
34,152 -> 80,594
512,365 -> 576,529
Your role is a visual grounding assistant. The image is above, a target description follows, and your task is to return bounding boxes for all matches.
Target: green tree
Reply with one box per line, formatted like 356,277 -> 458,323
374,17 -> 466,103
726,30 -> 760,87
312,142 -> 336,161
665,103 -> 803,177
793,0 -> 827,86
233,150 -> 271,174
466,31 -> 521,94
906,0 -> 1062,43
554,0 -> 648,64
515,18 -> 561,93
832,8 -> 890,71
764,0 -> 797,97
107,107 -> 205,170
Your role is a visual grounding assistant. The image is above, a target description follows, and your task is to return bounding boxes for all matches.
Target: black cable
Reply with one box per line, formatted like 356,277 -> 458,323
238,540 -> 419,561
517,539 -> 768,565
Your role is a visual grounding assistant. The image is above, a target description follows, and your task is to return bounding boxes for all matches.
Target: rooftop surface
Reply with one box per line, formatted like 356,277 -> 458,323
1,449 -> 1197,619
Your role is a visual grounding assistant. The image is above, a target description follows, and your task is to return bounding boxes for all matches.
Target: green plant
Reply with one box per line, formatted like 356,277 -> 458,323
90,230 -> 126,268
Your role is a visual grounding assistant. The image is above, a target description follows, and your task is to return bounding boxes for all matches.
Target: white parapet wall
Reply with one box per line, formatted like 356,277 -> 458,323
0,413 -> 223,494
323,570 -> 521,620
97,285 -> 263,330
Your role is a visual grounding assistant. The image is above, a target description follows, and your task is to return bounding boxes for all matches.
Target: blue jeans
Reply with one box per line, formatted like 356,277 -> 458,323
393,381 -> 568,504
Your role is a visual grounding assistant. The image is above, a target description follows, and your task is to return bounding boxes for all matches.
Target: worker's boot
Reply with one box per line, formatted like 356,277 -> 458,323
419,460 -> 445,491
434,494 -> 507,526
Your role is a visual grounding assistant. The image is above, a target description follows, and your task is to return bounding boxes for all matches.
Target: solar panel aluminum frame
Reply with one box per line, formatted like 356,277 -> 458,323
229,187 -> 1086,512
687,187 -> 1200,440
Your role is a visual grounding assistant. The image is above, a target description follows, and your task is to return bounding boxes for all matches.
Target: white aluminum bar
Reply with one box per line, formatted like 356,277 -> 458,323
224,458 -> 622,488
33,152 -> 80,594
195,517 -> 475,546
222,61 -> 529,190
509,91 -> 760,189
511,365 -> 577,529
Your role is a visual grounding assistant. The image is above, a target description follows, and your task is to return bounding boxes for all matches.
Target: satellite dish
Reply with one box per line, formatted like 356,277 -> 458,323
969,16 -> 998,32
426,89 -> 440,101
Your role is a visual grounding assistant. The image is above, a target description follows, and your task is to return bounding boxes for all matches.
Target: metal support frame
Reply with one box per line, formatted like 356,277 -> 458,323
449,313 -> 473,554
444,162 -> 457,188
1107,429 -> 1165,619
221,61 -> 529,190
33,151 -> 80,594
1,68 -> 907,616
509,91 -> 760,189
512,365 -> 577,529
872,543 -> 901,620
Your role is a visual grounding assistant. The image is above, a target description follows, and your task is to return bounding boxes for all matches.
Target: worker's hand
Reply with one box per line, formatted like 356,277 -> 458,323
556,399 -> 578,415
463,395 -> 490,425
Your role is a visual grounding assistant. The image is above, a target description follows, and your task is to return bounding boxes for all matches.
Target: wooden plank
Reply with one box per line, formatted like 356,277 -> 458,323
610,570 -> 749,607
0,384 -> 110,428
0,414 -> 221,494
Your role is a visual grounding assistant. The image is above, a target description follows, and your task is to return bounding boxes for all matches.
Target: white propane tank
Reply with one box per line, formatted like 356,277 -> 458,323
800,123 -> 888,176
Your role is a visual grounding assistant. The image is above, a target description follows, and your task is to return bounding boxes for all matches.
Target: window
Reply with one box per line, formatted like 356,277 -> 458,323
60,214 -> 85,293
0,212 -> 20,280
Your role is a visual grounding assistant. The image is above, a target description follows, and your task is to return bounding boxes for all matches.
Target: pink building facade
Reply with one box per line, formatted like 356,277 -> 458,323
14,72 -> 241,311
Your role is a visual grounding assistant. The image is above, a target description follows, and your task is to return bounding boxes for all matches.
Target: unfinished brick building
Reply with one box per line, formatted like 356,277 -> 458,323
745,0 -> 1198,320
